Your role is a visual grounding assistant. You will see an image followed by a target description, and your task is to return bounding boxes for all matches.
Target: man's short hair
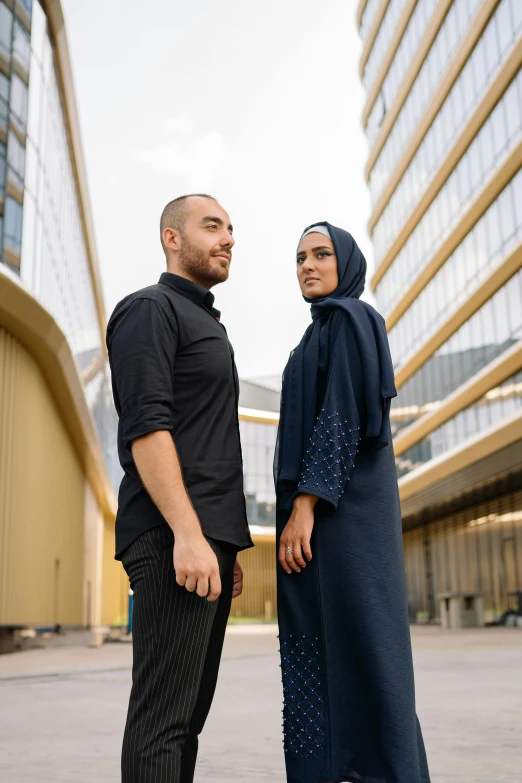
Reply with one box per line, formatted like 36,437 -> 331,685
160,194 -> 217,256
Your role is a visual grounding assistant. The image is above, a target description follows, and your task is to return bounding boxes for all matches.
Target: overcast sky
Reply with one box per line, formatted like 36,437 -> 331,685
62,0 -> 371,379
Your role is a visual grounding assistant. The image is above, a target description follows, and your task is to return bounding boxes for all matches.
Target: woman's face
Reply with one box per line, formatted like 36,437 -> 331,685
296,232 -> 338,299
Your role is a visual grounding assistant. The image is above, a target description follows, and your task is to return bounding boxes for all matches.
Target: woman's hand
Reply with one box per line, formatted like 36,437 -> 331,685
279,494 -> 318,574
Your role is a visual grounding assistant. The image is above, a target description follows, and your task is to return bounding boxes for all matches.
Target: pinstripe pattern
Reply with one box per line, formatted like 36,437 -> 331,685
120,524 -> 236,783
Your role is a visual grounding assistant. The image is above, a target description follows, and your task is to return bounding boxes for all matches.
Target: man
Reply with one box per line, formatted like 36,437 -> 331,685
107,194 -> 253,783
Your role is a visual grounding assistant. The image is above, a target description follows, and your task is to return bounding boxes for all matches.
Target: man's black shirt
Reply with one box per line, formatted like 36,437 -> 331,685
107,272 -> 253,558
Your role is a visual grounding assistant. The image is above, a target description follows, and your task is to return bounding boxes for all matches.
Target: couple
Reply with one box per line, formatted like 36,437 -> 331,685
107,194 -> 430,783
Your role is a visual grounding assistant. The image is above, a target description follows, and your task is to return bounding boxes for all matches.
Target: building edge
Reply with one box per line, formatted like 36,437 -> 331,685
40,0 -> 107,341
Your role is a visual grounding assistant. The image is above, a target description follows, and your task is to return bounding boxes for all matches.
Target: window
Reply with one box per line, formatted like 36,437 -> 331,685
496,0 -> 512,56
0,73 -> 8,134
0,3 -> 13,62
3,196 -> 24,257
13,20 -> 30,74
7,131 -> 25,179
10,73 -> 28,130
0,142 -> 6,199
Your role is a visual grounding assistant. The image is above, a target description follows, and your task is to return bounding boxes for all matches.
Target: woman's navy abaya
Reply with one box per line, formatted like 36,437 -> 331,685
275,223 -> 430,783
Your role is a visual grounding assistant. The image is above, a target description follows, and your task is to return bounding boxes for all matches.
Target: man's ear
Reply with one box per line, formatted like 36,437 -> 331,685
163,227 -> 181,253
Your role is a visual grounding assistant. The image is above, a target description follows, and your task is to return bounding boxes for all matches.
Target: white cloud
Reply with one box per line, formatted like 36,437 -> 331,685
64,0 -> 370,378
163,112 -> 193,134
134,121 -> 227,191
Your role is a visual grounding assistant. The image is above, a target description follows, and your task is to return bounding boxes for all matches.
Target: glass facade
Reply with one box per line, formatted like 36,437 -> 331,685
366,0 -> 438,148
397,369 -> 522,477
0,0 -> 120,490
240,418 -> 278,526
376,68 -> 522,317
369,0 -> 482,207
388,171 -> 522,368
0,0 -> 31,269
362,0 -> 408,93
21,2 -> 100,359
360,0 -> 381,43
392,268 -> 522,439
373,1 -> 522,268
360,0 -> 522,618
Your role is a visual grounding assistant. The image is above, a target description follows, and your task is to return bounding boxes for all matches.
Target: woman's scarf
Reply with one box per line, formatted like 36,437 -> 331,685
276,221 -> 397,492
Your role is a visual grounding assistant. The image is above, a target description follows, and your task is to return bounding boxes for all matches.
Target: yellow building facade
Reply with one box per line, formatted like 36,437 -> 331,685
0,0 -> 127,632
358,0 -> 522,621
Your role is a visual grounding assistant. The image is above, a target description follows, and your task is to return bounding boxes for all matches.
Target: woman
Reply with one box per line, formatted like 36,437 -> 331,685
275,222 -> 430,783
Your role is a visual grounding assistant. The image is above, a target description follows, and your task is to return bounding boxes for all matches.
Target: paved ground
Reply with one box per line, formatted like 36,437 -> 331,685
0,626 -> 521,782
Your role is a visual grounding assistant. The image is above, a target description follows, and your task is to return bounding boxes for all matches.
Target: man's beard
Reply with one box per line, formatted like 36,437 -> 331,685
178,234 -> 228,287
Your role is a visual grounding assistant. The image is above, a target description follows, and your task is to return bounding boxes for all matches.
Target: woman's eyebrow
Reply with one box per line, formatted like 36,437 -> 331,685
297,245 -> 331,256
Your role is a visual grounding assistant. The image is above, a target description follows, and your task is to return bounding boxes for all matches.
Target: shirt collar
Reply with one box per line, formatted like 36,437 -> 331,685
159,272 -> 220,319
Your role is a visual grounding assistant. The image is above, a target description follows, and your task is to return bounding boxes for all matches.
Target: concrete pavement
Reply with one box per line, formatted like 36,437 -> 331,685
0,626 -> 521,782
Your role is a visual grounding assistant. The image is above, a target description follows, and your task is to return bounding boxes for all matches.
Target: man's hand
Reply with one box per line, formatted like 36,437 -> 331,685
174,535 -> 222,601
278,494 -> 318,574
232,559 -> 243,599
131,431 -> 221,601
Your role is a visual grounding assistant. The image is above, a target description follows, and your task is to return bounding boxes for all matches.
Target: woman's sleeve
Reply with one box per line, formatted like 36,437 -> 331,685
297,314 -> 365,508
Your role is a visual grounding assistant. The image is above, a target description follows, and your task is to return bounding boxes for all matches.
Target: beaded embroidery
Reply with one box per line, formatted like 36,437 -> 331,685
279,634 -> 326,758
298,409 -> 360,503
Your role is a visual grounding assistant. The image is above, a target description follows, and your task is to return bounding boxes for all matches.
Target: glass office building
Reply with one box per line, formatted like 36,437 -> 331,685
358,0 -> 522,621
238,379 -> 280,527
0,0 -> 126,632
232,380 -> 280,620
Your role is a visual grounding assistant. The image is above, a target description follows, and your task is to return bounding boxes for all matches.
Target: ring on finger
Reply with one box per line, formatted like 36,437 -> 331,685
285,546 -> 293,555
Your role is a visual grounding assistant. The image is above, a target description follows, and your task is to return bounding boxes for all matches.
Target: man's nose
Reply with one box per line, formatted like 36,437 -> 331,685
220,232 -> 235,248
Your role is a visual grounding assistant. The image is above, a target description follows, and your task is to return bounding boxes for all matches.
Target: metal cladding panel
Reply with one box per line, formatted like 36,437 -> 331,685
0,327 -> 85,626
403,487 -> 522,622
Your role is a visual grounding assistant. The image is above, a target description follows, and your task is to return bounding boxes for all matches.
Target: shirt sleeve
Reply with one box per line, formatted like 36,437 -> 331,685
108,297 -> 178,450
297,314 -> 365,508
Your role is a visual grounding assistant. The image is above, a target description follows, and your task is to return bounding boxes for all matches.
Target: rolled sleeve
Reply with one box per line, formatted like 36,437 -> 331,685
108,297 -> 178,450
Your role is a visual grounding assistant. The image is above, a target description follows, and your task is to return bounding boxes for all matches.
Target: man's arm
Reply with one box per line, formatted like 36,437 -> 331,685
108,298 -> 221,601
132,430 -> 221,601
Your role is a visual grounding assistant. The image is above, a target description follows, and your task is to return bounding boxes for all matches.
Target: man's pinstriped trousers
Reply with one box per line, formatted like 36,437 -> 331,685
120,524 -> 237,783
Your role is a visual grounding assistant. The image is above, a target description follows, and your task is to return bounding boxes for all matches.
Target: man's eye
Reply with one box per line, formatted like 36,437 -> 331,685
207,224 -> 218,230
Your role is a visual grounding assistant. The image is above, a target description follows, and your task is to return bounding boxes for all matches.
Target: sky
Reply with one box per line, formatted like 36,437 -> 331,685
62,0 -> 372,380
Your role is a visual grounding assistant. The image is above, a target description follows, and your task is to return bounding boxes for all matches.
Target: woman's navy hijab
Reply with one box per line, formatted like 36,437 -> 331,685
276,221 -> 397,492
